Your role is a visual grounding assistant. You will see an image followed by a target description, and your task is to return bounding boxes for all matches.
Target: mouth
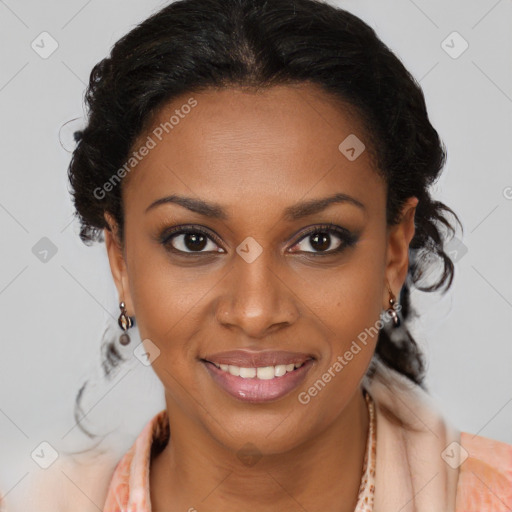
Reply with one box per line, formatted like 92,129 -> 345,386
201,350 -> 315,403
205,360 -> 307,379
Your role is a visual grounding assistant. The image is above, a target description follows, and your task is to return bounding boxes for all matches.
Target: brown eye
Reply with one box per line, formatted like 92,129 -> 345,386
295,231 -> 341,253
175,232 -> 210,252
160,226 -> 225,254
291,224 -> 358,255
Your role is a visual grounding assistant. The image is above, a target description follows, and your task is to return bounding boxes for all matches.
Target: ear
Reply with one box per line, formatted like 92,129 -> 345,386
104,213 -> 134,315
383,196 -> 418,306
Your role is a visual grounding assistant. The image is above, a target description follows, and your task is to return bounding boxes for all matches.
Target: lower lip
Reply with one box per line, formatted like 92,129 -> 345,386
202,359 -> 314,403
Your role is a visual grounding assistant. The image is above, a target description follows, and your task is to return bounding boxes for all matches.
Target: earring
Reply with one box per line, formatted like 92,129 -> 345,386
386,283 -> 401,328
118,301 -> 135,345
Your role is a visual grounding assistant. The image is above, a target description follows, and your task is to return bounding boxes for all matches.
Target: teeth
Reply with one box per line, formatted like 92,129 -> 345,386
213,361 -> 305,379
274,365 -> 287,377
228,365 -> 240,376
239,367 -> 256,378
257,366 -> 275,380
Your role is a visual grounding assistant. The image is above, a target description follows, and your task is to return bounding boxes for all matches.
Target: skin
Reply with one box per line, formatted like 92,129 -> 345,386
104,83 -> 418,512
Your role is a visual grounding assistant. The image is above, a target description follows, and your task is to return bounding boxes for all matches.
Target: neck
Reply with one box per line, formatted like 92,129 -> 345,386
150,388 -> 369,512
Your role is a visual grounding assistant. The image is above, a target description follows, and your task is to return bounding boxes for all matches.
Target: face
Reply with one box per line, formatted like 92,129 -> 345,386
105,83 -> 417,456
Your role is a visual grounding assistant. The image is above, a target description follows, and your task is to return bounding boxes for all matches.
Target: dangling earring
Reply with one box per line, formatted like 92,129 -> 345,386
386,282 -> 401,328
118,301 -> 135,345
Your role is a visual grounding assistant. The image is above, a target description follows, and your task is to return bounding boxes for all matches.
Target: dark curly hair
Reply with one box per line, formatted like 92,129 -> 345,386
67,0 -> 462,438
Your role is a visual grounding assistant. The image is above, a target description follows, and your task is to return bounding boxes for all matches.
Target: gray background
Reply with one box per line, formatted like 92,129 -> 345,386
1,0 -> 511,504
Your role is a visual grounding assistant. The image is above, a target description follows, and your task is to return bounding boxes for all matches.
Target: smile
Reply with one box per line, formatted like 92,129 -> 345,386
210,362 -> 305,379
201,350 -> 314,403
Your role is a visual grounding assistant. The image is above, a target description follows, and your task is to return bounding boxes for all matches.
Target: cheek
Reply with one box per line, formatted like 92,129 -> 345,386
297,266 -> 384,422
303,238 -> 386,385
123,224 -> 204,333
130,272 -> 202,346
125,249 -> 225,392
124,242 -> 192,347
311,248 -> 385,337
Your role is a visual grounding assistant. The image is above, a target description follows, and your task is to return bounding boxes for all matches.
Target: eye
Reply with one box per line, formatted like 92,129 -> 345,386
157,223 -> 358,256
159,226 -> 225,254
291,224 -> 358,255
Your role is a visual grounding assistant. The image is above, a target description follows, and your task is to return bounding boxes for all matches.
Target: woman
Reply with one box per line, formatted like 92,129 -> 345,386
3,0 -> 510,510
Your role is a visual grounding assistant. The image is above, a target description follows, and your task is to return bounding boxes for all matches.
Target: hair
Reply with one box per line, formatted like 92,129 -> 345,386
67,0 -> 462,438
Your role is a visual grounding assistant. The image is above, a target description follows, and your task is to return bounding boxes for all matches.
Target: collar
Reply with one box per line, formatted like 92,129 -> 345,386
363,359 -> 461,512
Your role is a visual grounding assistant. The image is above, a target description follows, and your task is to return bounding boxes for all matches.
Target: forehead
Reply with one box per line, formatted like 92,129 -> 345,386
123,83 -> 383,217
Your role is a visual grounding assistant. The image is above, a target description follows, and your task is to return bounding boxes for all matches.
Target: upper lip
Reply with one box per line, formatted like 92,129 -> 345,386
203,350 -> 314,368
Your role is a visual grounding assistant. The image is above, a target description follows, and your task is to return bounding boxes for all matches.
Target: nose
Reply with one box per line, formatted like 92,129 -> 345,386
214,251 -> 300,339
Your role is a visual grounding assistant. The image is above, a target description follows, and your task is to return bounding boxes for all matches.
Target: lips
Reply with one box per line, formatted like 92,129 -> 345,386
201,350 -> 315,403
203,350 -> 313,368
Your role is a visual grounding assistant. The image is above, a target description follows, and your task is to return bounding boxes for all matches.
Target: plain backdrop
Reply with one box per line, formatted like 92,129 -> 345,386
1,0 -> 511,504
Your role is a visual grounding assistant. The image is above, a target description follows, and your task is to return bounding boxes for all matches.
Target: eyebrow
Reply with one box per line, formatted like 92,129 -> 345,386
145,192 -> 366,220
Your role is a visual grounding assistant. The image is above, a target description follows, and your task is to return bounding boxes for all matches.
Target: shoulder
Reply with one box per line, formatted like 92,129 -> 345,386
0,449 -> 121,512
0,409 -> 168,512
456,431 -> 512,511
103,409 -> 169,512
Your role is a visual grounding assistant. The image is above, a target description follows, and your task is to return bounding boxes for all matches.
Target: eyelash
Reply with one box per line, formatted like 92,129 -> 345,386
158,223 -> 358,257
